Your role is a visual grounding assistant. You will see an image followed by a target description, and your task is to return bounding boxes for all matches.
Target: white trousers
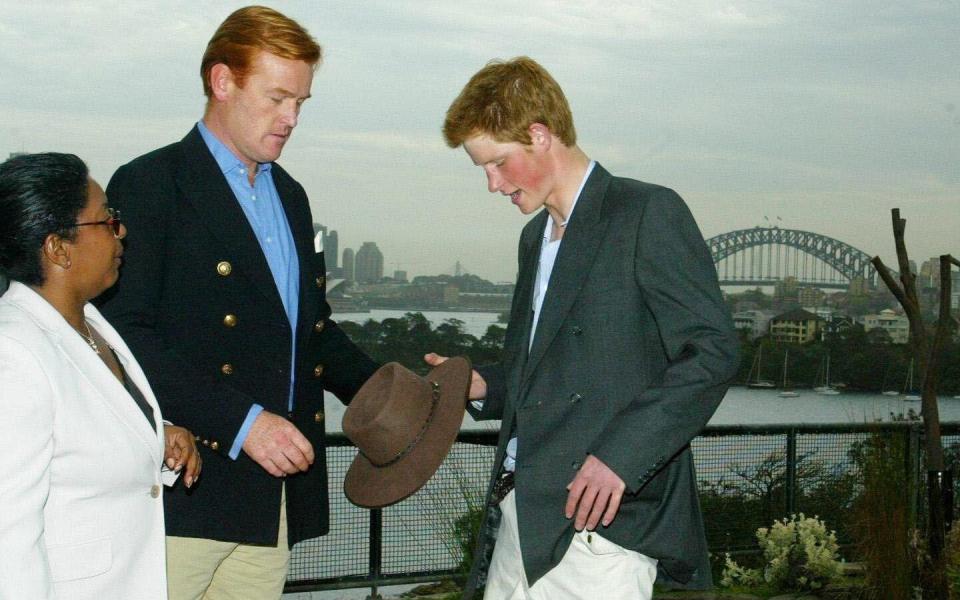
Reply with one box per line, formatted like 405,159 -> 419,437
485,490 -> 658,600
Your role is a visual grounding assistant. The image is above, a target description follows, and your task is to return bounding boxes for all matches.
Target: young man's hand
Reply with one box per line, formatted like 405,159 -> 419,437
565,455 -> 626,530
424,353 -> 487,401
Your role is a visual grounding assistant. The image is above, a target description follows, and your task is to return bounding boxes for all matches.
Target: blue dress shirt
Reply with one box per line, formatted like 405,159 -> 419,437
198,121 -> 301,459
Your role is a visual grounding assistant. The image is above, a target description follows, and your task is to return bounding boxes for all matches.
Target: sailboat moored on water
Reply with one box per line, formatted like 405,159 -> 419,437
747,345 -> 776,389
778,348 -> 799,398
814,352 -> 840,395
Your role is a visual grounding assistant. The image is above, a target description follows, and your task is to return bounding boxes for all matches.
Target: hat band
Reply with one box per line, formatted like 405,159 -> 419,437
360,381 -> 442,469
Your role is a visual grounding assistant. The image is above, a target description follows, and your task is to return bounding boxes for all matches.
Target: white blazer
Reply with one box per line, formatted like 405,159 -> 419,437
0,282 -> 168,599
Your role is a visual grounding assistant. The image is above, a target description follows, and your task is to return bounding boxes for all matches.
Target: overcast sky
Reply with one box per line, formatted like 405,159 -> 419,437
1,1 -> 957,282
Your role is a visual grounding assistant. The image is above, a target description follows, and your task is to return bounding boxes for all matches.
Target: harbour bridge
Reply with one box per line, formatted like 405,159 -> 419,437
706,227 -> 880,290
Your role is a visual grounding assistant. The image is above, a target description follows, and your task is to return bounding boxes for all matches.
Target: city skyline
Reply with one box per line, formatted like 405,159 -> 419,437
1,1 -> 957,282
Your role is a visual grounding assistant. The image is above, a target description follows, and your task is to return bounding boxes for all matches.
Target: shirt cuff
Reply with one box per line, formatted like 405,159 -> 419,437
229,404 -> 265,460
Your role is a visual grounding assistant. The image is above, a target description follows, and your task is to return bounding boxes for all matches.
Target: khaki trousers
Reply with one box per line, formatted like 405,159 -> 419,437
485,490 -> 658,600
166,486 -> 290,600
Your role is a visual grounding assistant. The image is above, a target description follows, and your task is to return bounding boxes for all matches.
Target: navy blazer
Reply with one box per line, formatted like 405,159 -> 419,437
98,127 -> 378,546
466,164 -> 740,594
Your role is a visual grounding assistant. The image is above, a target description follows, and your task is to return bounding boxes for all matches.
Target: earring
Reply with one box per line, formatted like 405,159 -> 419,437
64,260 -> 72,269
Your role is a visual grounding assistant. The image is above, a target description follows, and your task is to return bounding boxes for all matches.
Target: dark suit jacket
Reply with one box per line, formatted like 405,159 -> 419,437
465,164 -> 739,594
98,126 -> 378,546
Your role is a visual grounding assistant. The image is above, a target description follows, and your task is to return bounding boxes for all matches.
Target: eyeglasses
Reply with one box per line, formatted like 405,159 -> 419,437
76,208 -> 122,237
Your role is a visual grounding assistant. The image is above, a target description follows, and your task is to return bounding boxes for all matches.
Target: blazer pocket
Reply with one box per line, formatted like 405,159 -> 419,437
46,537 -> 113,582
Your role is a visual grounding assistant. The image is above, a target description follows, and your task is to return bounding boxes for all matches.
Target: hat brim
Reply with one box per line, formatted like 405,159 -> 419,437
343,356 -> 471,508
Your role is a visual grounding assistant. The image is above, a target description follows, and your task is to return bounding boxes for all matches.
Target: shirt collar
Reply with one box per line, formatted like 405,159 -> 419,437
542,160 -> 596,242
196,120 -> 272,177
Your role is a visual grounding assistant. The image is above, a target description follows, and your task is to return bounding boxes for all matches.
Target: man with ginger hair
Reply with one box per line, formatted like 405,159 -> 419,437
427,57 -> 739,598
98,6 -> 377,597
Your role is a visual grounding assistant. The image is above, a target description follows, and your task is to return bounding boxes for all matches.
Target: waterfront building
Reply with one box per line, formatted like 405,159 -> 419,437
732,310 -> 774,340
770,308 -> 820,344
861,309 -> 910,344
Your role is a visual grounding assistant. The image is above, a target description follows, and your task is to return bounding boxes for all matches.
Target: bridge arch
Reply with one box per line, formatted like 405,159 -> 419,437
705,227 -> 878,289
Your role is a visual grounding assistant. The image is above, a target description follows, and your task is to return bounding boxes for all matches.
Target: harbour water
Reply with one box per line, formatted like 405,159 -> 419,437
324,304 -> 960,431
333,308 -> 960,419
324,384 -> 960,433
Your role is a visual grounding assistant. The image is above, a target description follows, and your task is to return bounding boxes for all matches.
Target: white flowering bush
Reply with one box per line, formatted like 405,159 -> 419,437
721,513 -> 843,592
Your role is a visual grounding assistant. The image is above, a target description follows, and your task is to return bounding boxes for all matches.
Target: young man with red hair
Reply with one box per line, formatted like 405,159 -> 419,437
428,57 -> 739,599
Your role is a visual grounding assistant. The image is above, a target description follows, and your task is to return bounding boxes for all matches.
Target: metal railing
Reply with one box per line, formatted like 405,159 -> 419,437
285,423 -> 960,595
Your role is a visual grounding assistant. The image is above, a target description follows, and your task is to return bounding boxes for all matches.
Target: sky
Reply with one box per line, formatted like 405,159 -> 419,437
1,1 -> 957,283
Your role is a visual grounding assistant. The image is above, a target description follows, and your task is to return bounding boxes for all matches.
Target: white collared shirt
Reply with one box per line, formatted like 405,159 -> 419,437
502,160 -> 596,471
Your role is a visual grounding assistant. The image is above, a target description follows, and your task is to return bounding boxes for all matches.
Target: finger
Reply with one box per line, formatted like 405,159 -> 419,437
469,371 -> 487,400
184,452 -> 202,487
261,456 -> 287,478
602,488 -> 624,527
281,443 -> 311,472
271,451 -> 300,475
585,489 -> 611,531
171,434 -> 189,463
565,477 -> 585,519
424,353 -> 447,366
575,486 -> 600,531
287,428 -> 315,466
165,436 -> 185,469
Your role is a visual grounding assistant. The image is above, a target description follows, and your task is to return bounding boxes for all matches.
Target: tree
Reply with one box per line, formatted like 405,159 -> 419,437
871,209 -> 959,598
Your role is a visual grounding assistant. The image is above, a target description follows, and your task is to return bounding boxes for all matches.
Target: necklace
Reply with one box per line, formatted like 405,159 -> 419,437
77,320 -> 101,354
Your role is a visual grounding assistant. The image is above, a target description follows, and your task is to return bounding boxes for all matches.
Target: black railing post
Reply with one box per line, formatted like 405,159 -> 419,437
785,428 -> 797,516
368,508 -> 383,600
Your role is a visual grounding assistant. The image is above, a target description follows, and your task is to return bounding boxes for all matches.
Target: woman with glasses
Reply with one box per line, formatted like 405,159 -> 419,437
0,153 -> 201,599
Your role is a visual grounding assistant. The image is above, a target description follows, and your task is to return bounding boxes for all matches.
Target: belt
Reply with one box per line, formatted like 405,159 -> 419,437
489,470 -> 515,506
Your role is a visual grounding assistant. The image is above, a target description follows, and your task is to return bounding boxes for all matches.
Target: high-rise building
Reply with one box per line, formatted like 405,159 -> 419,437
311,223 -> 339,271
919,257 -> 941,289
798,286 -> 825,307
847,276 -> 869,296
774,276 -> 799,302
342,248 -> 355,282
326,230 -> 339,270
355,242 -> 384,283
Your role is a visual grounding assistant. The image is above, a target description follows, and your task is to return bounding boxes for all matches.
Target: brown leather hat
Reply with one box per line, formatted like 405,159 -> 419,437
343,357 -> 471,508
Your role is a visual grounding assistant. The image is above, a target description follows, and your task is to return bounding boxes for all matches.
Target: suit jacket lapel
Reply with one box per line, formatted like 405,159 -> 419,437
503,214 -> 543,412
271,167 -> 319,348
521,165 -> 612,391
174,127 -> 287,318
85,307 -> 165,457
5,284 -> 162,459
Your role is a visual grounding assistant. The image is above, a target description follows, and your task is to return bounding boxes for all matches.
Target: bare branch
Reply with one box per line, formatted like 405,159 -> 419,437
872,256 -> 907,306
892,209 -> 914,291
